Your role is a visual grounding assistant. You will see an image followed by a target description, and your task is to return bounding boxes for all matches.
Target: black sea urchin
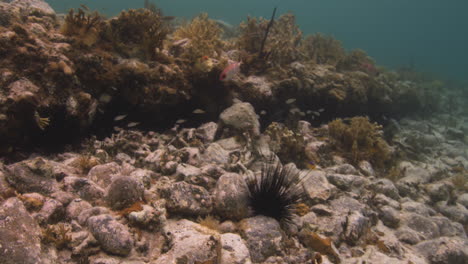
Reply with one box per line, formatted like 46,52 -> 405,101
246,159 -> 306,226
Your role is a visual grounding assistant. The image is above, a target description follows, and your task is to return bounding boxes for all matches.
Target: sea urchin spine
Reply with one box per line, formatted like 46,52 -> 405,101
246,159 -> 306,226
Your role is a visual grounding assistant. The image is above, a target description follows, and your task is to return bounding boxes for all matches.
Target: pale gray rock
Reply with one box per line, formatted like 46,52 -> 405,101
161,161 -> 178,175
239,216 -> 283,263
180,147 -> 202,166
5,157 -> 60,194
129,168 -> 157,189
219,220 -> 237,233
327,173 -> 368,192
458,193 -> 468,208
175,163 -> 202,180
219,233 -> 252,264
379,205 -> 401,228
87,214 -> 133,256
373,193 -> 400,209
202,143 -> 230,164
6,78 -> 40,105
219,102 -> 260,136
35,198 -> 64,224
160,181 -> 212,215
154,219 -> 218,264
196,122 -> 218,143
106,176 -> 144,210
343,211 -> 370,246
87,162 -> 120,188
426,181 -> 453,203
216,137 -> 244,151
66,199 -> 92,220
401,212 -> 440,240
77,206 -> 110,226
301,211 -> 318,226
395,226 -> 424,245
415,236 -> 468,264
213,172 -> 250,220
358,160 -> 375,176
127,204 -> 161,229
431,216 -> 466,238
368,178 -> 400,200
50,191 -> 75,206
0,198 -> 43,264
435,201 -> 468,225
302,170 -> 337,204
89,257 -> 120,264
327,163 -> 359,175
401,200 -> 436,216
64,176 -> 105,202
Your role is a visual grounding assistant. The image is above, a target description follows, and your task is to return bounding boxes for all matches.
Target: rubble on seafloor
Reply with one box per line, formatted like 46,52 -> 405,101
1,1 -> 468,264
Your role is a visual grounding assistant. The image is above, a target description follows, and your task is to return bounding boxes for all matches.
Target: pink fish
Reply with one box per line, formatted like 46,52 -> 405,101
219,61 -> 241,81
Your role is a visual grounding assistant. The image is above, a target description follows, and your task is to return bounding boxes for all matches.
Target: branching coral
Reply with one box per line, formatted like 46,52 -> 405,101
61,6 -> 105,47
300,33 -> 345,66
172,13 -> 224,62
328,116 -> 391,168
107,8 -> 169,60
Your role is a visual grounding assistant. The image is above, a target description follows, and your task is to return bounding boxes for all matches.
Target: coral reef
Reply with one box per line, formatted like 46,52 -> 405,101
328,116 -> 391,168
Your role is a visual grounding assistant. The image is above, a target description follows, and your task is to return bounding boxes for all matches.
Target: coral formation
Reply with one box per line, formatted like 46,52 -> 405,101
264,122 -> 307,167
300,33 -> 345,66
172,13 -> 224,62
328,116 -> 391,168
61,6 -> 105,47
106,8 -> 169,60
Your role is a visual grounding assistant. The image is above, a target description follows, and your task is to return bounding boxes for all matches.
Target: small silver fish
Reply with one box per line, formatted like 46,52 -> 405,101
260,110 -> 267,115
114,114 -> 127,121
193,109 -> 206,114
176,119 -> 187,124
312,111 -> 320,116
318,108 -> 324,112
127,122 -> 140,127
289,107 -> 300,114
286,98 -> 296,104
306,110 -> 312,114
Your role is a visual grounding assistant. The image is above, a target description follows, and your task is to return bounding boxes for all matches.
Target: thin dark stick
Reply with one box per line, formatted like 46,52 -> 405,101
259,7 -> 277,58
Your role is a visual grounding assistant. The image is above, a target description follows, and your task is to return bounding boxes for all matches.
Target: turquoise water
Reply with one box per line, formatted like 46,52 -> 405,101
46,0 -> 468,82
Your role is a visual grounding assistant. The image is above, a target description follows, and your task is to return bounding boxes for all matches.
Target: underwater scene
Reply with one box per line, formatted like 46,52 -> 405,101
0,0 -> 467,263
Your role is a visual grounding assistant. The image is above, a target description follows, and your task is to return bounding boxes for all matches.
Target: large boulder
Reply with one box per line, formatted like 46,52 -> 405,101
213,172 -> 250,220
218,102 -> 260,136
87,214 -> 134,256
0,198 -> 43,264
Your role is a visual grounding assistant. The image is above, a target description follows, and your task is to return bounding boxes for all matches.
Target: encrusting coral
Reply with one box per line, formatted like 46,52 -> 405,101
328,116 -> 391,168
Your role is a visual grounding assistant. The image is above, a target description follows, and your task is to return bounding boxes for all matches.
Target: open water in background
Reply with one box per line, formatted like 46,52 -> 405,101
46,0 -> 468,83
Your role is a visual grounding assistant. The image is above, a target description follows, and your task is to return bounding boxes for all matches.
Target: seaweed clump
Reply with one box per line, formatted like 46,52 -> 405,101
300,33 -> 345,66
61,6 -> 105,47
107,8 -> 170,60
328,116 -> 391,168
172,13 -> 224,62
41,223 -> 72,250
264,122 -> 307,167
238,13 -> 303,71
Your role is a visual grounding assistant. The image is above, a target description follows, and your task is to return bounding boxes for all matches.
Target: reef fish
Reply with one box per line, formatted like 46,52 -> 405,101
219,61 -> 241,81
193,109 -> 206,114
